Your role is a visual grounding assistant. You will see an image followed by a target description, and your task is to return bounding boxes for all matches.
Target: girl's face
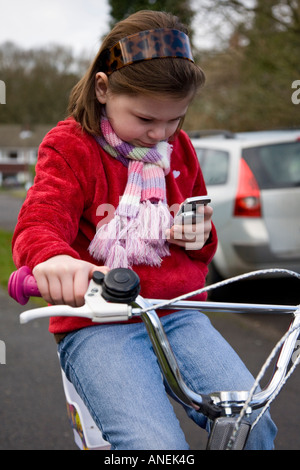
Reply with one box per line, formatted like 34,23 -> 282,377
95,72 -> 193,147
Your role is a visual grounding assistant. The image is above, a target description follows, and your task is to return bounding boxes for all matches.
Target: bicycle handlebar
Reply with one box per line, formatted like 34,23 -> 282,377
8,266 -> 297,315
7,266 -> 300,422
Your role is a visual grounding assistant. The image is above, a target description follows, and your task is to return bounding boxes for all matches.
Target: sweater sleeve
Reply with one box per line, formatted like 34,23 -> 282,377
12,121 -> 94,270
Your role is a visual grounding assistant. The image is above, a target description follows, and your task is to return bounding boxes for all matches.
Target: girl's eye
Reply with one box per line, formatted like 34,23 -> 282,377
138,117 -> 152,122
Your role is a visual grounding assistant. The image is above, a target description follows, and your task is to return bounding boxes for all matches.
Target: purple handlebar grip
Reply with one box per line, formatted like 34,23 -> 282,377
8,266 -> 41,305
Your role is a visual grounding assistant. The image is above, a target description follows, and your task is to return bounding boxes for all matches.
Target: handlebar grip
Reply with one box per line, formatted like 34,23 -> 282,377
8,266 -> 141,306
8,266 -> 41,305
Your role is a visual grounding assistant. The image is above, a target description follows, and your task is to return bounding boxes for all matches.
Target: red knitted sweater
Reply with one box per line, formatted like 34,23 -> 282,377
12,119 -> 217,334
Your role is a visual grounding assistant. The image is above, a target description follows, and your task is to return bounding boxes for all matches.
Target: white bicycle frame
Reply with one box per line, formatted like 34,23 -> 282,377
15,268 -> 300,450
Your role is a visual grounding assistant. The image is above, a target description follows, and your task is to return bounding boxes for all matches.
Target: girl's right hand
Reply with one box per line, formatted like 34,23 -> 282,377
32,255 -> 109,307
166,203 -> 213,251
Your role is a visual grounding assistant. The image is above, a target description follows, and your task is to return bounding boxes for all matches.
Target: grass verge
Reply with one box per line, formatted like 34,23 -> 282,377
0,228 -> 46,306
0,229 -> 15,290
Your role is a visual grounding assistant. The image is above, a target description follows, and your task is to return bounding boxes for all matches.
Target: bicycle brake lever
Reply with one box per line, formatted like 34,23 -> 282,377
19,276 -> 132,324
84,277 -> 132,323
19,304 -> 92,324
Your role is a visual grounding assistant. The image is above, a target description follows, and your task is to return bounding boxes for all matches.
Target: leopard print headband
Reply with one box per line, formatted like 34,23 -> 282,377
100,28 -> 194,76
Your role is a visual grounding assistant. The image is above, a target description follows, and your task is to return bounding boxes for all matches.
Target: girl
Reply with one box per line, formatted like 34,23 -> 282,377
12,10 -> 276,449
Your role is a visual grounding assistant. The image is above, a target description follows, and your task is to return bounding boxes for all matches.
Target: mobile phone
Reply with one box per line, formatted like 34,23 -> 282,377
175,196 -> 211,224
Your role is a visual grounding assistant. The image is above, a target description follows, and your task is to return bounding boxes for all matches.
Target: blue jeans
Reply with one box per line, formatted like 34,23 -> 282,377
58,310 -> 277,450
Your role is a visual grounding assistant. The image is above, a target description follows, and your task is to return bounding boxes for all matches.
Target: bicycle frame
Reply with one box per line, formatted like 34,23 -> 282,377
8,266 -> 300,450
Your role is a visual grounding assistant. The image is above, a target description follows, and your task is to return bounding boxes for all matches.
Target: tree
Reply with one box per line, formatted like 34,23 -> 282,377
0,42 -> 84,125
186,0 -> 300,131
108,0 -> 195,39
235,0 -> 300,129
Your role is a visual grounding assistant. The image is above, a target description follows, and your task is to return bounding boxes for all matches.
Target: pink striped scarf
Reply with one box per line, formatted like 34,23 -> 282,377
89,112 -> 173,268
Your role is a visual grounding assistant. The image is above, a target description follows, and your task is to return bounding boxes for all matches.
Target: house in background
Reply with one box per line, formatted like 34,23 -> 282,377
0,124 -> 52,187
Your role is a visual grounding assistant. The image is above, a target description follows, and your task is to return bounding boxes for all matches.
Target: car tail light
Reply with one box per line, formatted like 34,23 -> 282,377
234,158 -> 262,217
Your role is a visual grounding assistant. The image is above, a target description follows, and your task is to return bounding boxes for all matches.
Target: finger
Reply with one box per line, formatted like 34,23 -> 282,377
89,264 -> 110,278
203,220 -> 212,241
73,269 -> 89,307
196,204 -> 205,216
32,266 -> 52,304
59,271 -> 78,306
72,265 -> 110,307
203,204 -> 213,219
178,222 -> 204,242
47,272 -> 64,305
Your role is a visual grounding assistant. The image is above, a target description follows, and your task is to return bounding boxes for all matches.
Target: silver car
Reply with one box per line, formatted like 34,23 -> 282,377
191,130 -> 300,280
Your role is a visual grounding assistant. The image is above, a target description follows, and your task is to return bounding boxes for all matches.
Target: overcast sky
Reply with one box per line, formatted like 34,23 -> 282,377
0,0 -> 111,57
0,0 -> 227,58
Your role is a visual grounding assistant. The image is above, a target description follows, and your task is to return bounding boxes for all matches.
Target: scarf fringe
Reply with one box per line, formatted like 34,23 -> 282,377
89,201 -> 173,269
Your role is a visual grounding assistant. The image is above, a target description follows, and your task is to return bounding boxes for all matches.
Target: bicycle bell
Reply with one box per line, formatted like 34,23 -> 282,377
92,268 -> 140,304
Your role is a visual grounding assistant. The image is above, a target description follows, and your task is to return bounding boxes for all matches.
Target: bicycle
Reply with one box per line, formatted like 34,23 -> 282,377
8,266 -> 300,450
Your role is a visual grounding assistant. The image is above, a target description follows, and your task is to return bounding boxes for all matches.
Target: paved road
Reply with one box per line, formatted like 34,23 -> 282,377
0,191 -> 77,449
0,191 -> 24,232
0,289 -> 77,450
1,191 -> 300,450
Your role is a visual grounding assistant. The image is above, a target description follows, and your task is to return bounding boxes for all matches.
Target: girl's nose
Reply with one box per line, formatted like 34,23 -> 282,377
147,125 -> 167,142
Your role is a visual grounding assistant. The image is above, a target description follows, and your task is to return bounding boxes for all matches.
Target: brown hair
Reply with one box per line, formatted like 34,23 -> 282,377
68,10 -> 205,135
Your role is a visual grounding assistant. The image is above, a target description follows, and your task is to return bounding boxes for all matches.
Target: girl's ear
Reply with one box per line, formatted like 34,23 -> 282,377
95,72 -> 109,104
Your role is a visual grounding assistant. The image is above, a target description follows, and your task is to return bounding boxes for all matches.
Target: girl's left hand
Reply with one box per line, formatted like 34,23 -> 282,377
166,204 -> 213,250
